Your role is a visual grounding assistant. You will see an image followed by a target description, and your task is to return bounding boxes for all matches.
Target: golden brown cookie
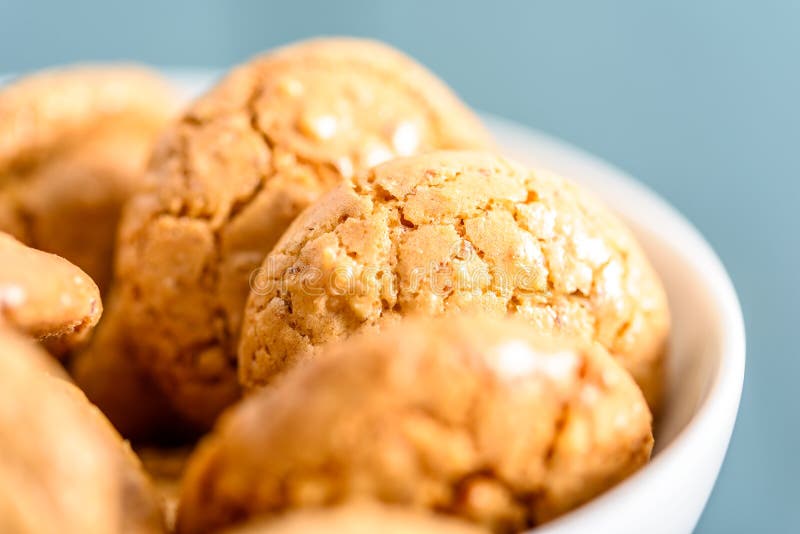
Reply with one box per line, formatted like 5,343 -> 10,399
224,503 -> 488,534
178,315 -> 653,534
0,65 -> 177,291
240,151 -> 670,408
0,232 -> 101,350
0,327 -> 164,534
112,38 -> 493,428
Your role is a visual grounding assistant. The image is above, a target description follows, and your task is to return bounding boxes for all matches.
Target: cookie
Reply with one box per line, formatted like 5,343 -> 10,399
240,150 -> 670,408
0,232 -> 101,350
0,327 -> 164,534
224,503 -> 488,534
112,38 -> 493,427
178,315 -> 653,533
0,65 -> 177,291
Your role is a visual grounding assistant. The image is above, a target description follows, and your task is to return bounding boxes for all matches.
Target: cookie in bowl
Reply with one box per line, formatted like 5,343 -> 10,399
0,327 -> 164,534
179,315 -> 653,534
241,150 -> 669,409
111,37 -> 493,428
0,65 -> 177,292
0,232 -> 101,351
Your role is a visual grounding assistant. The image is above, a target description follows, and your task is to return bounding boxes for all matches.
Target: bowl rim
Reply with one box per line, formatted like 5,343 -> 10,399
0,68 -> 746,531
483,113 -> 746,532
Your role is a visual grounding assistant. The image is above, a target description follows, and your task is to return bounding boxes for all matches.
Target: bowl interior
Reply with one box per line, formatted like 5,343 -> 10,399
0,66 -> 742,534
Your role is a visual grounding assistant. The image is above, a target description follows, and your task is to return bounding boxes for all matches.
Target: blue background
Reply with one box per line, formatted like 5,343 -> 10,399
1,1 -> 797,532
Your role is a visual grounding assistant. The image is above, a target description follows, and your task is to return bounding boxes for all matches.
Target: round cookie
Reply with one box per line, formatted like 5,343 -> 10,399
0,65 -> 177,291
240,150 -> 670,407
225,503 -> 487,534
0,232 -> 101,350
178,315 -> 653,534
0,327 -> 164,534
113,37 -> 493,427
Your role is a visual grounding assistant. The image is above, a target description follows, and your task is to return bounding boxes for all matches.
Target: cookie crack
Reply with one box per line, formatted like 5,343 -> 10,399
267,53 -> 474,153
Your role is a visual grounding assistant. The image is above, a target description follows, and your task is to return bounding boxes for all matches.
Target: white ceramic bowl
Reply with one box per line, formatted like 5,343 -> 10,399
168,71 -> 745,533
2,69 -> 743,533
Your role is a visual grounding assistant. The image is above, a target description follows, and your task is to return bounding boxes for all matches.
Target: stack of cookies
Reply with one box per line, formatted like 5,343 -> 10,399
0,38 -> 669,534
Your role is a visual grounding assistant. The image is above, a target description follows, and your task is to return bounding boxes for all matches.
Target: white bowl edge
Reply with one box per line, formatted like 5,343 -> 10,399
484,114 -> 745,534
1,69 -> 746,534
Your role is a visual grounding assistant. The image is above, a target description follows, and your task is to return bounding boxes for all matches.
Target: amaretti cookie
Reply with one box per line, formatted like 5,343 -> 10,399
112,38 -> 493,427
225,503 -> 487,534
0,327 -> 164,534
0,231 -> 101,350
178,316 -> 653,533
240,151 -> 670,407
0,65 -> 177,291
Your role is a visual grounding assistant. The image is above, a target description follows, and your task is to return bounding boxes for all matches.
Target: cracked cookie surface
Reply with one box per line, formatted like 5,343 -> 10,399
112,38 -> 492,428
179,315 -> 653,534
0,327 -> 164,534
0,65 -> 177,291
0,232 -> 101,351
240,151 -> 670,407
225,503 -> 488,534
